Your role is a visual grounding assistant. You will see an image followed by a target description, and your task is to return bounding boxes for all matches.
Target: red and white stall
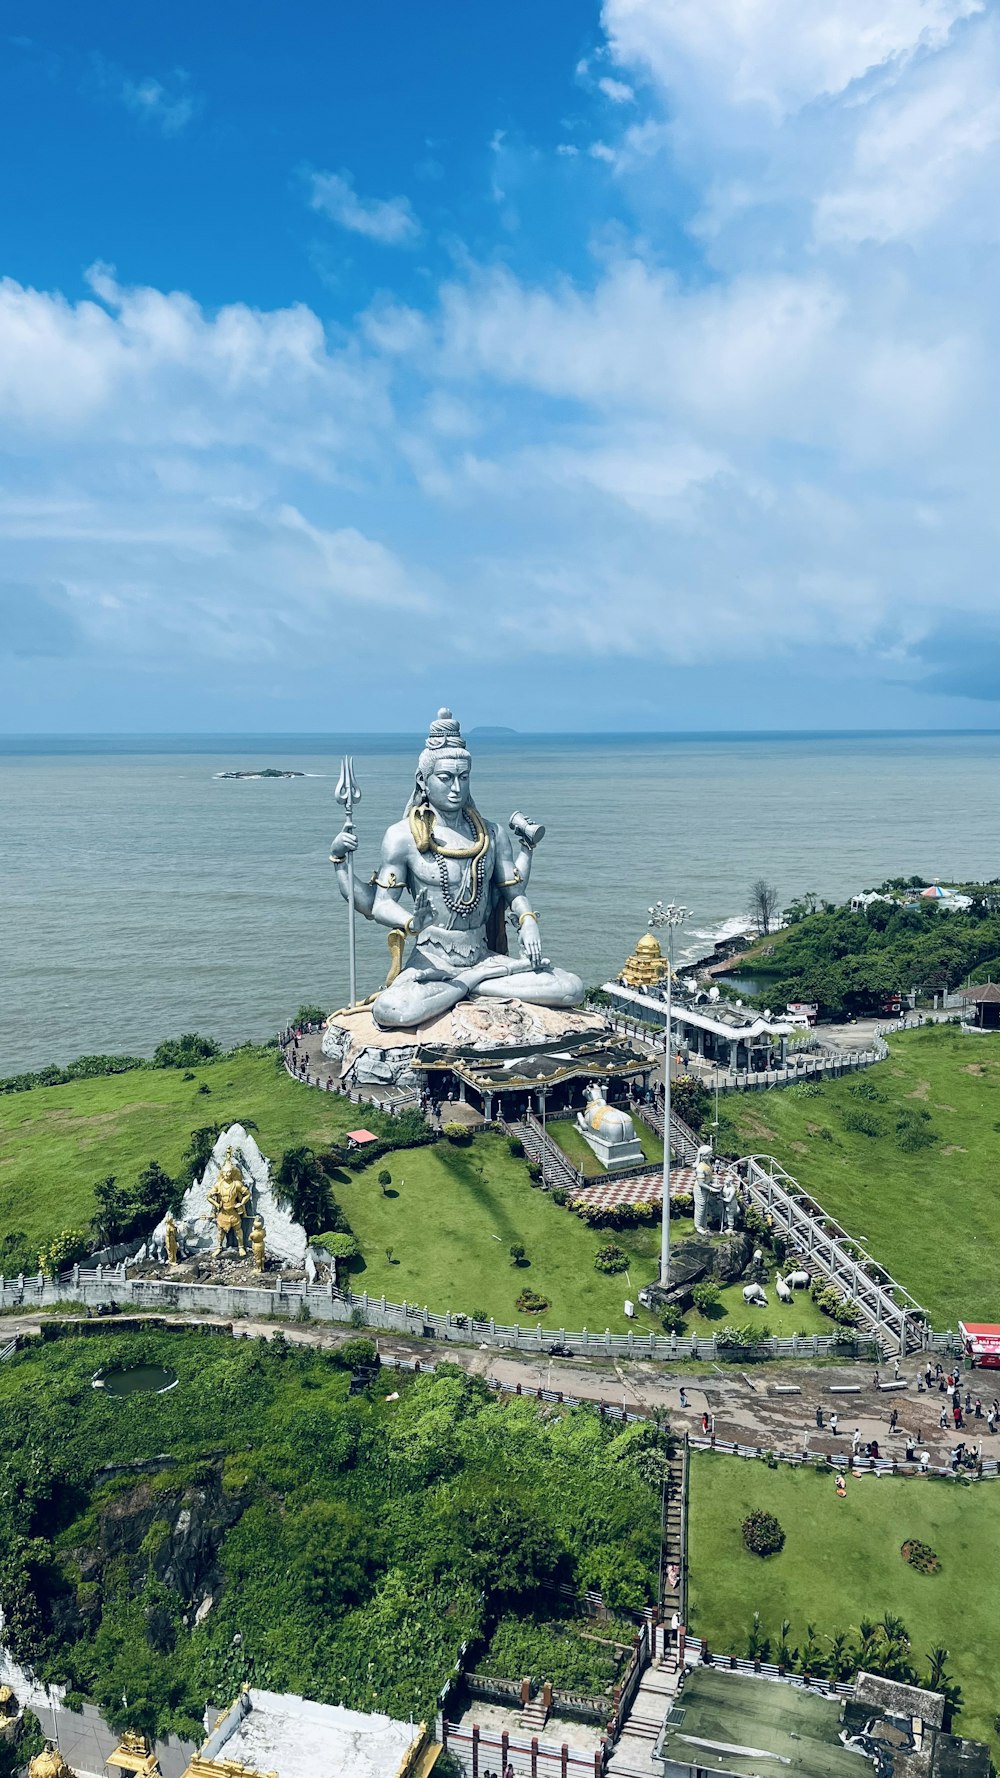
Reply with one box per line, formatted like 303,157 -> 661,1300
959,1321 -> 1000,1369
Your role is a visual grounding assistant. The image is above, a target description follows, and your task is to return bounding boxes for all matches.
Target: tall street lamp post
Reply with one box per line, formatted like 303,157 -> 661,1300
648,900 -> 689,1288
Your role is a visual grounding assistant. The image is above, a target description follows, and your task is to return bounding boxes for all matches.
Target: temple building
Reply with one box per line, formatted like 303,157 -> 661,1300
603,978 -> 792,1073
179,1690 -> 441,1778
620,931 -> 669,989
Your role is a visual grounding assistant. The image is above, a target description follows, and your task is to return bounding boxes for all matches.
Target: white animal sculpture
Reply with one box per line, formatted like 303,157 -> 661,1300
786,1269 -> 811,1289
743,1283 -> 768,1306
577,1082 -> 635,1146
775,1273 -> 792,1303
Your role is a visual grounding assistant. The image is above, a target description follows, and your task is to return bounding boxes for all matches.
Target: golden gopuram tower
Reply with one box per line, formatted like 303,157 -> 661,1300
620,930 -> 669,989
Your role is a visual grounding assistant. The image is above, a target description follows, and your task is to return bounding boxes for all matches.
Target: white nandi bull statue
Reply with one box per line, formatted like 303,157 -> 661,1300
575,1083 -> 644,1167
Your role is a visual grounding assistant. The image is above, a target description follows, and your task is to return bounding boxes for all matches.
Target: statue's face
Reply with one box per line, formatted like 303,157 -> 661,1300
422,752 -> 472,816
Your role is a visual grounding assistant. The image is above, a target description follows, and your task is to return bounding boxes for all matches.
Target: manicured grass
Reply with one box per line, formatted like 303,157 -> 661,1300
688,1450 -> 1000,1756
0,1060 -> 849,1339
336,1146 -> 837,1337
547,1114 -> 663,1177
721,1026 -> 1000,1326
0,1052 -> 368,1252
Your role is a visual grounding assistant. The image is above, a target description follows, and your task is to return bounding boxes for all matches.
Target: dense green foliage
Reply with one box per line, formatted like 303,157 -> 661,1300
689,1452 -> 996,1750
739,890 -> 1000,1017
0,1331 -> 662,1741
479,1612 -> 631,1694
720,1026 -> 1000,1324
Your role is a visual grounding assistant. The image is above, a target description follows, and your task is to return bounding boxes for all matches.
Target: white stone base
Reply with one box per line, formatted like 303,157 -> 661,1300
577,1127 -> 646,1170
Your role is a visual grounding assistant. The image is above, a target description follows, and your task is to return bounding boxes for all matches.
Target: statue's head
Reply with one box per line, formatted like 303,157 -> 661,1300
410,707 -> 473,816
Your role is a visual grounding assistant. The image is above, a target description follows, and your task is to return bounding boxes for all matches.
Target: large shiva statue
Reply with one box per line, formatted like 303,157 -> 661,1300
329,708 -> 584,1030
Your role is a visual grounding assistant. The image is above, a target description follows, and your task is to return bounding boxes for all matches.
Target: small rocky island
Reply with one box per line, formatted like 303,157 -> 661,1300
214,767 -> 305,779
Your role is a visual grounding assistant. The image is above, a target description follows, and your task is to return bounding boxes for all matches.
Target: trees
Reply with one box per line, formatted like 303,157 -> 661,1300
151,1034 -> 221,1069
748,879 -> 781,937
274,1145 -> 333,1235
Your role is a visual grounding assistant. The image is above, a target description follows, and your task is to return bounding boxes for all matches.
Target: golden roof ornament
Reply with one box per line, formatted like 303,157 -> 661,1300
28,1748 -> 77,1778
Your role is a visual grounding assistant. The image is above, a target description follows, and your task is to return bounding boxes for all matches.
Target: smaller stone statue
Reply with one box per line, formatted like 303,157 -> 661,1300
722,1177 -> 739,1231
251,1215 -> 266,1272
576,1082 -> 644,1169
164,1212 -> 179,1265
693,1144 -> 724,1235
207,1150 -> 252,1258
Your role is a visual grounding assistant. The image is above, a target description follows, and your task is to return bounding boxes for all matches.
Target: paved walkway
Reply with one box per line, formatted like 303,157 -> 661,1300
2,1309 -> 989,1470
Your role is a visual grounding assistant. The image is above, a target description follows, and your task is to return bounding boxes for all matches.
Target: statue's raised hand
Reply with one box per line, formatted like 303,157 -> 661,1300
409,886 -> 435,936
329,827 -> 358,862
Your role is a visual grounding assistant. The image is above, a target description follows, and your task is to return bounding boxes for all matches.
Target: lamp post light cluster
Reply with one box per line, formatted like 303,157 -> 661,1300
647,900 -> 690,1288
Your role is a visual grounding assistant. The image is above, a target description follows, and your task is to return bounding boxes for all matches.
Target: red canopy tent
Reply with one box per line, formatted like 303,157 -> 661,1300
959,1322 -> 1000,1368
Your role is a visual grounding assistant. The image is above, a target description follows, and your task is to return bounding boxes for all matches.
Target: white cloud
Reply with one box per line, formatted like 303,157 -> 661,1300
598,75 -> 635,102
602,0 -> 982,116
308,169 -> 421,246
91,58 -> 201,136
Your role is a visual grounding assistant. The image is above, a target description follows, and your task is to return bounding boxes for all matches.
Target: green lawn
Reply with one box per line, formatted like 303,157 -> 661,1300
0,1052 -> 371,1252
0,1059 -> 849,1339
721,1026 -> 1000,1327
547,1113 -> 663,1178
688,1450 -> 1000,1756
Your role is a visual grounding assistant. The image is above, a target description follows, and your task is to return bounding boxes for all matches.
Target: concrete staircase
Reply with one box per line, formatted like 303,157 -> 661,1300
660,1445 -> 685,1623
518,1694 -> 549,1736
606,1655 -> 681,1775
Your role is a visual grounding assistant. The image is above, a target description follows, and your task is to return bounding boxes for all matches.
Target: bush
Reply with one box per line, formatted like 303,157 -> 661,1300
841,1107 -> 883,1138
516,1288 -> 549,1315
742,1509 -> 785,1557
509,1243 -> 527,1266
691,1282 -> 721,1315
313,1232 -> 361,1262
671,1075 -> 711,1131
37,1227 -> 90,1276
377,1169 -> 391,1190
507,1136 -> 524,1158
902,1539 -> 940,1574
527,1162 -> 543,1181
151,1033 -> 221,1069
294,1004 -> 328,1026
594,1244 -> 629,1274
672,1192 -> 694,1217
442,1122 -> 472,1143
718,1323 -> 772,1352
335,1337 -> 378,1371
660,1305 -> 685,1334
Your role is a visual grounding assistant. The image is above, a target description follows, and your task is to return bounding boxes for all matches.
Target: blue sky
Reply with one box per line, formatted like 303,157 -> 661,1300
2,0 -> 1000,732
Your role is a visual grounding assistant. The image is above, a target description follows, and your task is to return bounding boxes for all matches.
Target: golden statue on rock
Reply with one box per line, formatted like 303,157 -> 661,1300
164,1212 -> 179,1265
251,1215 -> 266,1272
207,1151 -> 252,1258
29,1748 -> 78,1778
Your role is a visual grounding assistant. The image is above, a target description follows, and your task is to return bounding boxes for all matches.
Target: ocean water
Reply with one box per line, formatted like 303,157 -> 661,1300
3,730 -> 999,1076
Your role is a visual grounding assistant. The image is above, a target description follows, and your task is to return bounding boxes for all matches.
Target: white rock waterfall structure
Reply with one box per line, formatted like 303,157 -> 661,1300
152,1124 -> 307,1265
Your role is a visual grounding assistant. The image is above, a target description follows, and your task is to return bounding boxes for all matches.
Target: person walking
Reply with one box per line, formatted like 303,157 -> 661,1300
816,1405 -> 824,1429
830,1411 -> 839,1437
939,1404 -> 949,1429
893,1357 -> 901,1380
679,1387 -> 688,1409
851,1426 -> 861,1456
888,1407 -> 899,1434
701,1411 -> 710,1435
975,1396 -> 983,1419
873,1370 -> 880,1390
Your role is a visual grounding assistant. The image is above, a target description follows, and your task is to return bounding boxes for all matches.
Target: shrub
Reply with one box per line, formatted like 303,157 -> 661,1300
691,1282 -> 721,1315
742,1509 -> 785,1557
313,1232 -> 361,1262
509,1243 -> 527,1266
507,1136 -> 524,1158
671,1192 -> 694,1217
151,1033 -> 221,1069
516,1288 -> 549,1315
594,1243 -> 629,1274
901,1539 -> 940,1574
336,1336 -> 378,1370
527,1162 -> 543,1181
442,1122 -> 472,1143
660,1304 -> 685,1334
294,1004 -> 328,1026
718,1323 -> 772,1352
842,1107 -> 883,1138
895,1111 -> 938,1153
377,1168 -> 391,1186
37,1227 -> 90,1275
470,1307 -> 490,1324
551,1187 -> 569,1206
671,1075 -> 711,1131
